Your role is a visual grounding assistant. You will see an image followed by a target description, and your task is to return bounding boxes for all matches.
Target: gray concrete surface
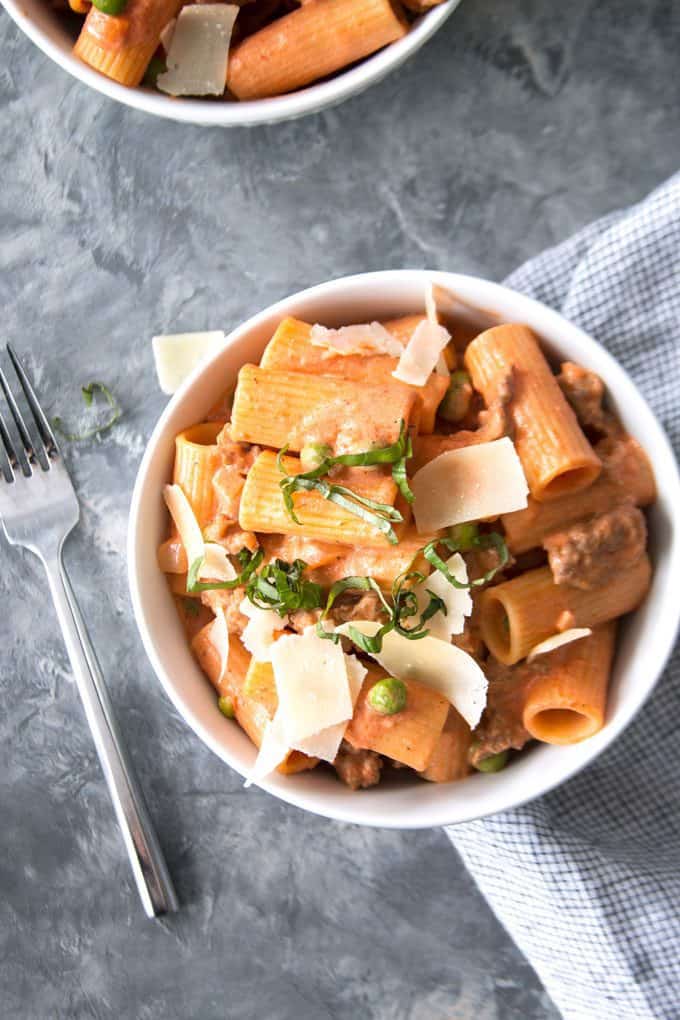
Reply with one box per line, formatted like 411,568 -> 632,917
1,1 -> 678,1017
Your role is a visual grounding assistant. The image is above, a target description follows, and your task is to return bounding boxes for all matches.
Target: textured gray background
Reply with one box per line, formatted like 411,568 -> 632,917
1,1 -> 678,1018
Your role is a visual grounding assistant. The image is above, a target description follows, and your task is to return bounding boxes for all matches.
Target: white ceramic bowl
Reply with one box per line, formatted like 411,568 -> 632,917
1,0 -> 460,126
128,270 -> 680,828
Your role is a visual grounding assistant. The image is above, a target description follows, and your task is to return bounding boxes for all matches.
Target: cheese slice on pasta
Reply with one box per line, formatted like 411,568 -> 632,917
157,4 -> 238,97
336,621 -> 488,729
527,628 -> 592,662
424,282 -> 450,378
245,713 -> 289,788
293,655 -> 367,763
392,318 -> 451,387
270,631 -> 354,746
414,553 -> 472,640
163,484 -> 237,583
239,600 -> 288,663
153,331 -> 225,394
412,437 -> 529,532
309,322 -> 403,357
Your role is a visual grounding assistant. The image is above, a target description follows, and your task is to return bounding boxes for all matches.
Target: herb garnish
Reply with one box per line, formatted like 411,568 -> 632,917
423,525 -> 509,589
245,558 -> 322,616
277,421 -> 414,544
186,547 -> 323,617
187,547 -> 264,594
54,381 -> 122,442
316,571 -> 446,654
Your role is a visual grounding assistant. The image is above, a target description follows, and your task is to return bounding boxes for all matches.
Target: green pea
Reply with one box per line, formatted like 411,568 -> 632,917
300,443 -> 332,471
475,750 -> 509,773
142,55 -> 167,87
218,696 -> 236,719
92,0 -> 128,15
447,522 -> 479,550
367,677 -> 407,716
438,371 -> 472,423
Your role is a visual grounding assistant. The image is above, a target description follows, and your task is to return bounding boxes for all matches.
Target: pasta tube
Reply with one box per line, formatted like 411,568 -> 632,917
239,451 -> 403,548
502,436 -> 657,553
173,422 -> 223,526
230,364 -> 417,451
479,556 -> 651,665
522,623 -> 616,744
465,324 -> 601,501
74,0 -> 183,86
227,0 -> 409,101
344,665 -> 450,771
419,708 -> 472,783
259,317 -> 446,434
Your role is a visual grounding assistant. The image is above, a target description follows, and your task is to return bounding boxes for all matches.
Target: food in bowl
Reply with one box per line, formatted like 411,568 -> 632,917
57,0 -> 447,100
157,289 -> 656,791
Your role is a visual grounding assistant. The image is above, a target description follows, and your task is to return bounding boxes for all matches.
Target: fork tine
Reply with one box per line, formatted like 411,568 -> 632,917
0,407 -> 17,481
0,362 -> 48,474
7,345 -> 59,458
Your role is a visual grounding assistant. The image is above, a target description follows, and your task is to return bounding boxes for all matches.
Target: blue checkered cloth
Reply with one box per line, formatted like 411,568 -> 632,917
445,173 -> 680,1020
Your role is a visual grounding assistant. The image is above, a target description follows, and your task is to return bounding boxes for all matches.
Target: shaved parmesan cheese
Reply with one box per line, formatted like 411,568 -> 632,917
163,485 -> 237,583
157,4 -> 238,97
239,599 -> 288,663
527,628 -> 592,662
336,621 -> 488,729
245,712 -> 288,788
270,631 -> 353,746
392,318 -> 451,387
203,543 -> 237,582
309,322 -> 403,358
163,484 -> 204,569
424,283 -> 450,378
412,437 -> 529,533
294,655 -> 367,763
208,610 -> 230,686
153,331 -> 225,395
415,553 -> 472,640
159,16 -> 176,52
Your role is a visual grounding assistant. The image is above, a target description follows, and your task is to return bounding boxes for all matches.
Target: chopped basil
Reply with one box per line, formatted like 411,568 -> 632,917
277,421 -> 414,544
423,530 -> 509,590
53,381 -> 122,442
246,558 -> 322,616
186,547 -> 264,594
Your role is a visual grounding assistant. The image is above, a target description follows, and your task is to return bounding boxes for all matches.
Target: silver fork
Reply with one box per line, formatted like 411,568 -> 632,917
0,346 -> 178,919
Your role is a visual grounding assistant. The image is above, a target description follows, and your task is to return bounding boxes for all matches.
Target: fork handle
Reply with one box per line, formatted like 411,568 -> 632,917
42,551 -> 179,919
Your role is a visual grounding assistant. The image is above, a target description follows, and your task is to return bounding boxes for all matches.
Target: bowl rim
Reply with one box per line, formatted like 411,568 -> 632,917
0,0 -> 460,126
128,269 -> 680,828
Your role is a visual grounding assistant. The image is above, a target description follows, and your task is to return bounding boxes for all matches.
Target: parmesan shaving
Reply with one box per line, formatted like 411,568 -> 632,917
203,543 -> 237,582
294,655 -> 367,763
414,553 -> 472,640
245,713 -> 288,788
527,628 -> 592,662
336,621 -> 488,729
270,631 -> 353,746
239,599 -> 288,663
163,485 -> 237,583
163,484 -> 204,569
424,283 -> 450,378
309,322 -> 403,358
159,16 -> 176,52
157,4 -> 238,97
412,437 -> 529,533
392,318 -> 451,387
208,610 -> 230,686
153,331 -> 225,395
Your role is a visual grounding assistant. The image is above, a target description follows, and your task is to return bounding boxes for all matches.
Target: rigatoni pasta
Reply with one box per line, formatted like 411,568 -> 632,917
465,324 -> 601,501
159,295 -> 656,791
